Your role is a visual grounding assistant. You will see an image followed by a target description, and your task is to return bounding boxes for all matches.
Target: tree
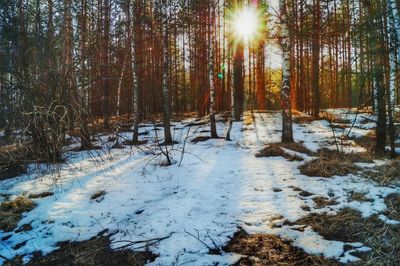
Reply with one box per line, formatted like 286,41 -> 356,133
279,0 -> 294,143
208,1 -> 218,138
311,0 -> 321,118
162,0 -> 173,144
364,0 -> 387,155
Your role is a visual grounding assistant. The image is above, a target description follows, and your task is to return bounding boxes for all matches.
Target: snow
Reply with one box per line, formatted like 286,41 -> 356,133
0,111 -> 399,265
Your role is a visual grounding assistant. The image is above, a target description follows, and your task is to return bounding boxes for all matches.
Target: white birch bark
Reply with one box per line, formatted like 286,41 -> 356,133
388,0 -> 400,104
132,40 -> 140,143
209,4 -> 218,138
162,0 -> 173,144
278,0 -> 294,143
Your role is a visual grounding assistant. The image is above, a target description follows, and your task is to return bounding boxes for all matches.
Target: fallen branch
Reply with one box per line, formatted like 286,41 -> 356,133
113,235 -> 171,251
184,229 -> 221,255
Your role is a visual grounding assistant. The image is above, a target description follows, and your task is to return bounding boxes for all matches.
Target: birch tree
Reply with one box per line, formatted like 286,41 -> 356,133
279,0 -> 294,143
387,0 -> 400,157
162,0 -> 173,144
128,0 -> 141,144
209,1 -> 218,138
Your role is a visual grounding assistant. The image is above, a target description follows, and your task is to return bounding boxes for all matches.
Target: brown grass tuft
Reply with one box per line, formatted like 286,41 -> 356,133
0,196 -> 36,232
293,115 -> 316,124
313,197 -> 338,209
299,157 -> 359,177
291,208 -> 400,265
256,143 -> 305,162
317,148 -> 373,163
281,142 -> 313,155
319,112 -> 351,124
352,132 -> 376,154
243,116 -> 254,126
299,149 -> 367,178
383,193 -> 400,221
363,159 -> 400,185
0,144 -> 29,180
349,191 -> 373,202
223,229 -> 339,266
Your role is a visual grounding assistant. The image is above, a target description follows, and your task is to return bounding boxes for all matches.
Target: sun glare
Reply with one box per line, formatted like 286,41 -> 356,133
233,6 -> 259,41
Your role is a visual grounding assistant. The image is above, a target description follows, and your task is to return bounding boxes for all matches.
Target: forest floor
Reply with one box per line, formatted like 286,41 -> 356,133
0,109 -> 399,265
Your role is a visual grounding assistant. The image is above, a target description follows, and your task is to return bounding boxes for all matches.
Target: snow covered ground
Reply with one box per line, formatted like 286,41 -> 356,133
0,111 -> 399,265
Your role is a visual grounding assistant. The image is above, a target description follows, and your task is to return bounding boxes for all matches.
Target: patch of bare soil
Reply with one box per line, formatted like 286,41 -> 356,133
6,234 -> 157,266
290,208 -> 400,265
191,136 -> 223,143
363,159 -> 400,185
256,143 -> 304,162
0,164 -> 27,180
90,190 -> 106,203
0,196 -> 36,232
223,229 -> 339,266
123,140 -> 149,146
299,149 -> 367,178
29,192 -> 54,199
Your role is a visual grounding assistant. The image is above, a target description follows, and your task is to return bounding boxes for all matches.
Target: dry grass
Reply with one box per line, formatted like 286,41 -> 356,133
317,148 -> 373,163
256,143 -> 304,162
298,149 -> 369,178
352,132 -> 376,154
243,115 -> 254,126
223,229 -> 339,266
299,157 -> 359,178
0,196 -> 36,232
291,208 -> 400,266
319,112 -> 351,124
383,193 -> 400,221
0,144 -> 29,180
349,191 -> 373,202
282,142 -> 313,155
6,234 -> 157,266
293,114 -> 317,124
313,197 -> 338,209
363,159 -> 400,185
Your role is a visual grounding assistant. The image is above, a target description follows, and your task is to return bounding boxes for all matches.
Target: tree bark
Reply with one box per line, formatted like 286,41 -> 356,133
162,0 -> 173,144
279,0 -> 294,143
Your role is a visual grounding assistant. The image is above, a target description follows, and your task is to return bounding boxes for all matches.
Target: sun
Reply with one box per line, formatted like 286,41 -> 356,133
232,6 -> 259,41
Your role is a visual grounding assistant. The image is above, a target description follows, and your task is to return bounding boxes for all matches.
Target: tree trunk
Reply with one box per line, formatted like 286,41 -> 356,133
311,0 -> 321,118
162,1 -> 173,144
209,4 -> 218,138
279,0 -> 294,143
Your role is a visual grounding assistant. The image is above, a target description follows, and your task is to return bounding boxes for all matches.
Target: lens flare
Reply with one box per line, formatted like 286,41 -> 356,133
232,6 -> 259,41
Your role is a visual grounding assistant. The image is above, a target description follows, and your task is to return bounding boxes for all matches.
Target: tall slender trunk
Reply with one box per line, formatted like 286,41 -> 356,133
209,3 -> 218,138
233,43 -> 244,121
102,0 -> 111,129
279,0 -> 294,143
162,1 -> 173,144
311,0 -> 320,117
365,0 -> 387,155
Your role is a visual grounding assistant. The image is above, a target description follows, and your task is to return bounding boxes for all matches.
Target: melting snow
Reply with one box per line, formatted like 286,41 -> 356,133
0,111 -> 399,265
